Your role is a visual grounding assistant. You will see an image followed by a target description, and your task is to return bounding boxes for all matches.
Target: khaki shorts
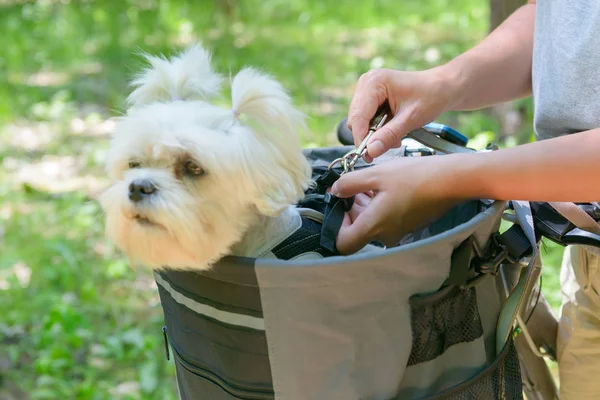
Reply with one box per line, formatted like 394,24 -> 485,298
557,245 -> 600,399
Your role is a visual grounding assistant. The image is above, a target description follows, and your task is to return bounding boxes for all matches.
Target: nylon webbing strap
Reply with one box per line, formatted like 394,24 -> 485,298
549,201 -> 600,235
320,193 -> 353,253
447,237 -> 475,286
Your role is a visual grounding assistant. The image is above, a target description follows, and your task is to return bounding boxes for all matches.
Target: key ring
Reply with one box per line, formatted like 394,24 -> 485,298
328,108 -> 390,174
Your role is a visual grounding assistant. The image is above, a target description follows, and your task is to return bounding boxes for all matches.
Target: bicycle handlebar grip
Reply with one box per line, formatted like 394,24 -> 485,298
336,118 -> 354,146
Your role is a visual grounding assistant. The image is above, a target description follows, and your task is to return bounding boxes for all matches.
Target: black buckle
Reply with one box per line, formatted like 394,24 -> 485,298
314,169 -> 341,194
472,233 -> 516,275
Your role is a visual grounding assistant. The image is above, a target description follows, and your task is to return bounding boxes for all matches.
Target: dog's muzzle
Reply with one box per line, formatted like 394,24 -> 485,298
129,179 -> 157,202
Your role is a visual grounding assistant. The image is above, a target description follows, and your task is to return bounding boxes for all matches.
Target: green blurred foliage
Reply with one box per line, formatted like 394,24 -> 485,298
0,0 -> 560,398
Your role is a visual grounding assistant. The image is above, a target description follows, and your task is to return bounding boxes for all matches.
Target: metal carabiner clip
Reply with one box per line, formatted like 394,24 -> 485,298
344,112 -> 389,171
328,104 -> 390,174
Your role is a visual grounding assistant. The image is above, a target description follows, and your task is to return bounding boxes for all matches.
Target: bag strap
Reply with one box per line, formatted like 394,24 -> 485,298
496,201 -> 541,354
549,201 -> 600,235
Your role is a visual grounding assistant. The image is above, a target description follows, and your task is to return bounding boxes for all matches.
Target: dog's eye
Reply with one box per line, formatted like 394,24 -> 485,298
128,161 -> 141,169
185,161 -> 205,176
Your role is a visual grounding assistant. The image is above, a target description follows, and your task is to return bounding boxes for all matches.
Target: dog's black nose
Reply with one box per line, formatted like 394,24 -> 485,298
129,179 -> 157,202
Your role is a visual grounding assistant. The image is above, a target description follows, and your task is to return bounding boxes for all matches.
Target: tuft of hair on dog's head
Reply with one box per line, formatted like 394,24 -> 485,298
99,44 -> 312,271
127,44 -> 223,108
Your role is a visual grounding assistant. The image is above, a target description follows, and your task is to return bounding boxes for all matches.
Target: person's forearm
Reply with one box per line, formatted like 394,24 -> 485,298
436,1 -> 536,111
445,129 -> 600,202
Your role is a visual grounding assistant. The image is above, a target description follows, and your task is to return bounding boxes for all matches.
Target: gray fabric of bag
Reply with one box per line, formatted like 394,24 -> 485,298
254,200 -> 506,400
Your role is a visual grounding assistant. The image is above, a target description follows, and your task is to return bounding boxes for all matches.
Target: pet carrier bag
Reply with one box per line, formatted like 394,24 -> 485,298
154,127 -> 544,400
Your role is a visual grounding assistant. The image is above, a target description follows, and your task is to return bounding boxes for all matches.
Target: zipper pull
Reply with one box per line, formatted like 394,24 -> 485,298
162,325 -> 170,361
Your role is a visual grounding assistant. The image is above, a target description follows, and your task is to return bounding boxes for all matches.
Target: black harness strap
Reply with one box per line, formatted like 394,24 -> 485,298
320,192 -> 353,253
298,168 -> 355,254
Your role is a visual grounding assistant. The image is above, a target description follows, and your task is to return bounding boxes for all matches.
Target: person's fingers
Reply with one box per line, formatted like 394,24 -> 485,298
389,141 -> 403,149
347,113 -> 371,148
347,194 -> 371,222
353,192 -> 372,208
336,197 -> 383,254
365,106 -> 419,159
362,154 -> 374,164
327,187 -> 372,207
363,133 -> 403,161
331,169 -> 379,198
347,70 -> 390,146
341,211 -> 352,230
347,204 -> 363,223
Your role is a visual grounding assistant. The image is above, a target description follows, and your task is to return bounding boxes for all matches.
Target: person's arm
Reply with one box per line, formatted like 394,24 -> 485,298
347,0 -> 537,159
332,127 -> 600,254
451,128 -> 600,202
443,0 -> 537,111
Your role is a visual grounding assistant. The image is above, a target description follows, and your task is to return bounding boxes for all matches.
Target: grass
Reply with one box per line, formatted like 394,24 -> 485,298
0,0 -> 564,398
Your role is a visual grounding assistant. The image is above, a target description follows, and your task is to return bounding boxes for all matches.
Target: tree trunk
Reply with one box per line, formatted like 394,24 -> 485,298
489,0 -> 526,137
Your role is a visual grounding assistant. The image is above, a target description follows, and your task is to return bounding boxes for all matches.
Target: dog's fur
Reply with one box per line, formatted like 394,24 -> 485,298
99,45 -> 313,270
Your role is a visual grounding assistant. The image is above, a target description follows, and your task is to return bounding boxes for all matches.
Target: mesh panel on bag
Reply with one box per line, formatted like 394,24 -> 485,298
408,285 -> 484,366
430,338 -> 523,400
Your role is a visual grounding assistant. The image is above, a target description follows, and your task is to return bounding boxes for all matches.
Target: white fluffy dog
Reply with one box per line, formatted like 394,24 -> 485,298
99,45 -> 314,270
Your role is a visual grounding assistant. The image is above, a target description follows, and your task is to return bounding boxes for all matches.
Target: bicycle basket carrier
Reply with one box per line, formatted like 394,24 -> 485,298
154,122 -> 600,400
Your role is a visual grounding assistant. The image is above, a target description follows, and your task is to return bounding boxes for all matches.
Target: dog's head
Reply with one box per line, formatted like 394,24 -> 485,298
99,45 -> 312,270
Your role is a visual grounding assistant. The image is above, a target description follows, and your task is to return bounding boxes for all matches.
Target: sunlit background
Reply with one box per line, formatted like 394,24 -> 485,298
0,1 -> 562,398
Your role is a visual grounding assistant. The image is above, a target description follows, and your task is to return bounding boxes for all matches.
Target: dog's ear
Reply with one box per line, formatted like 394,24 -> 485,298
127,44 -> 222,108
231,67 -> 307,138
231,68 -> 312,216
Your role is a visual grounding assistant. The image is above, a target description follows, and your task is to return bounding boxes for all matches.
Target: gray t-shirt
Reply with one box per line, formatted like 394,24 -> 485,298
532,0 -> 600,140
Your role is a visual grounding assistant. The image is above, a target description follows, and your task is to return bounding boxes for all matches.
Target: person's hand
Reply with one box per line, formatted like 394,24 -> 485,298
348,67 -> 459,161
332,155 -> 464,254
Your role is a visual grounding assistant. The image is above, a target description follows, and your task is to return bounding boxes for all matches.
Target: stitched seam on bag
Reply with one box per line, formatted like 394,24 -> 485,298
172,347 -> 274,397
156,273 -> 264,317
156,281 -> 265,331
